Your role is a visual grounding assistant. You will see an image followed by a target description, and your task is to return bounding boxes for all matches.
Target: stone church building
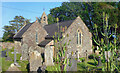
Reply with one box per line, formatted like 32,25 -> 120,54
14,12 -> 92,71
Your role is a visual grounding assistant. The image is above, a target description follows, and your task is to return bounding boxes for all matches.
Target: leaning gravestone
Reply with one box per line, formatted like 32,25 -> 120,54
45,45 -> 54,66
29,50 -> 42,71
21,43 -> 29,60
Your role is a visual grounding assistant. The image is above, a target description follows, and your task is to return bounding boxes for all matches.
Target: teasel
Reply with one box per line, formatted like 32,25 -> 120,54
54,17 -> 71,72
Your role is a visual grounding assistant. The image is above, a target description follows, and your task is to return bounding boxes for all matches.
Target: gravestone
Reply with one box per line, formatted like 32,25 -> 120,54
6,56 -> 12,61
29,50 -> 42,71
105,51 -> 111,62
4,49 -> 12,61
45,45 -> 54,66
1,50 -> 7,57
67,52 -> 71,59
117,57 -> 120,61
66,58 -> 77,71
76,50 -> 81,62
21,43 -> 29,60
97,56 -> 102,67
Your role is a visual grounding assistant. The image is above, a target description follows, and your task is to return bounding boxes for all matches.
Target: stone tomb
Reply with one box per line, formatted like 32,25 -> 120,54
45,45 -> 54,66
29,50 -> 43,71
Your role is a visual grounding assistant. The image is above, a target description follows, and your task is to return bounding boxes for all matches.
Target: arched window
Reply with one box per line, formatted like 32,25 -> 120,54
36,32 -> 38,44
77,30 -> 82,45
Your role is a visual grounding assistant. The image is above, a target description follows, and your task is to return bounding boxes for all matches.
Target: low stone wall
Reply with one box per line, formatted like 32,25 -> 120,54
0,42 -> 15,49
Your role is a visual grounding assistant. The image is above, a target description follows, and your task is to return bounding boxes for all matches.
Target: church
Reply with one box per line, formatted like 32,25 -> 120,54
13,12 -> 93,70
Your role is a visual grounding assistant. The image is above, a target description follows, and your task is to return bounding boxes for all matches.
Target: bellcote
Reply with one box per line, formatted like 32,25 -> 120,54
40,12 -> 48,26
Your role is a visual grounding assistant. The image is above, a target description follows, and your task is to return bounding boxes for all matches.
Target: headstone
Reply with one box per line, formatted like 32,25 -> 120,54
45,45 -> 54,66
37,65 -> 46,72
20,56 -> 22,60
117,57 -> 120,61
21,43 -> 29,60
105,51 -> 111,62
97,56 -> 102,67
5,49 -> 12,61
76,50 -> 81,62
67,52 -> 71,59
1,50 -> 7,57
29,50 -> 42,71
66,58 -> 77,71
6,56 -> 12,61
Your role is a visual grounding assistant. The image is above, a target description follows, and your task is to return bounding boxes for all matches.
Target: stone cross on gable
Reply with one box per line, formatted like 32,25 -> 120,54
43,8 -> 45,11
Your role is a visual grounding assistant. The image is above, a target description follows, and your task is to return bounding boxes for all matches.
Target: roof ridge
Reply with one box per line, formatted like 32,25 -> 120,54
44,19 -> 75,26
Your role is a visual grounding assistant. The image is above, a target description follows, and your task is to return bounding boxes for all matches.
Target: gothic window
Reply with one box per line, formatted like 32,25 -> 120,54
77,30 -> 82,45
36,32 -> 38,44
79,32 -> 81,45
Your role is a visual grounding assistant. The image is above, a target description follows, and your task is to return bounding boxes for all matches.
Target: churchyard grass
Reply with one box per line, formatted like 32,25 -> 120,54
1,47 -> 28,71
46,64 -> 59,71
46,57 -> 101,71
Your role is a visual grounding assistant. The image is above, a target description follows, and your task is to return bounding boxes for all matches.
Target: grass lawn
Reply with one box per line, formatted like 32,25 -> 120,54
77,58 -> 102,71
1,47 -> 29,72
46,58 -> 99,71
46,58 -> 111,71
46,64 -> 60,71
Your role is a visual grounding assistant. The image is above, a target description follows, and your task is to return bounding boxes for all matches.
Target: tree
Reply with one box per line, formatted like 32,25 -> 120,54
2,16 -> 30,42
9,16 -> 30,32
47,2 -> 120,47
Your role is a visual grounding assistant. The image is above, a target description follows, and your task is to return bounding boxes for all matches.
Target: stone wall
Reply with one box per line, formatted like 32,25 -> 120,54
14,41 -> 22,53
29,46 -> 43,71
0,42 -> 15,49
22,21 -> 47,48
21,21 -> 47,60
61,16 -> 93,58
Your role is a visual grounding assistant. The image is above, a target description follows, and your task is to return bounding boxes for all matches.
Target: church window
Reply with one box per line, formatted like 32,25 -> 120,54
77,30 -> 82,45
36,32 -> 38,44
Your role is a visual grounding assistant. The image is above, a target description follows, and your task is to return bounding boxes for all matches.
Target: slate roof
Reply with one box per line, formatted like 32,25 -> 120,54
44,20 -> 74,38
38,40 -> 52,47
13,22 -> 34,39
38,20 -> 74,47
14,20 -> 74,39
